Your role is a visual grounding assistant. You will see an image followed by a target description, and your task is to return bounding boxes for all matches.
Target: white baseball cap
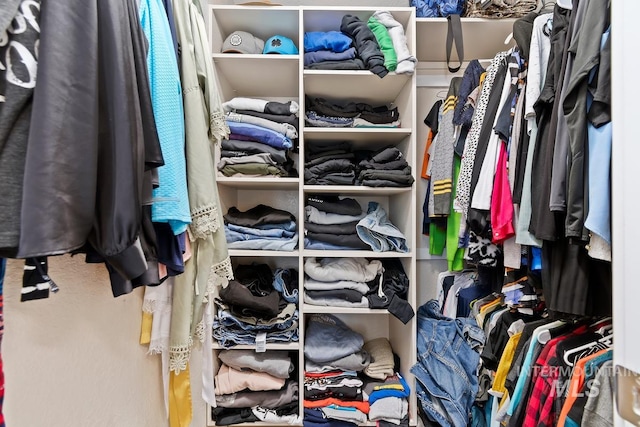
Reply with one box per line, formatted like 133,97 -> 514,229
222,31 -> 265,54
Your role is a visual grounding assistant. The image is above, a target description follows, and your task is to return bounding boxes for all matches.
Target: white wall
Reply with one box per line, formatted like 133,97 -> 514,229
612,0 -> 640,426
2,256 -> 205,427
414,81 -> 459,306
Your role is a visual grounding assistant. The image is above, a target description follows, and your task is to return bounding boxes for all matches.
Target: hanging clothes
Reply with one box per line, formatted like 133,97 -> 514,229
0,258 -> 5,427
168,0 -> 233,372
4,0 -> 165,298
0,0 -> 41,258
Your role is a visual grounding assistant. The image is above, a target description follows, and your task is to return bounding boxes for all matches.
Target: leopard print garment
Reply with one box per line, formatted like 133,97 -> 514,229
454,51 -> 510,217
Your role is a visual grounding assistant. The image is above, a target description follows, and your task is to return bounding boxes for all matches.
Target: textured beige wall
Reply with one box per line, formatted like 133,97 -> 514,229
2,255 -> 205,427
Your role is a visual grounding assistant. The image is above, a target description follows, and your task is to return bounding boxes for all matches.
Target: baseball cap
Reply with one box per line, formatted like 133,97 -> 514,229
222,31 -> 265,54
263,35 -> 298,55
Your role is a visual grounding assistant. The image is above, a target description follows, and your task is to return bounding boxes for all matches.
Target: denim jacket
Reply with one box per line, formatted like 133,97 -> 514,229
411,300 -> 485,427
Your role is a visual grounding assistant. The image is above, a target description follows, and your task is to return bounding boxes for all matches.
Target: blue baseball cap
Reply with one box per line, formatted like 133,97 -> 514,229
263,35 -> 298,55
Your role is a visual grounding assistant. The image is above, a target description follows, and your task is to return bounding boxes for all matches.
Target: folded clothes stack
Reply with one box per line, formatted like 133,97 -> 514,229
364,373 -> 411,426
305,97 -> 400,128
356,146 -> 414,187
212,350 -> 301,425
303,257 -> 382,308
305,141 -> 356,185
302,257 -> 414,322
213,263 -> 299,348
303,12 -> 416,76
224,204 -> 299,251
221,97 -> 299,177
304,195 -> 367,250
304,314 -> 371,425
304,143 -> 414,188
303,30 -> 364,71
303,317 -> 411,426
361,338 -> 411,426
303,196 -> 409,252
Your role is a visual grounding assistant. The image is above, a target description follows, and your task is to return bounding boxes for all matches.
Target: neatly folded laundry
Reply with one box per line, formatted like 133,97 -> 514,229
223,97 -> 299,115
304,31 -> 353,53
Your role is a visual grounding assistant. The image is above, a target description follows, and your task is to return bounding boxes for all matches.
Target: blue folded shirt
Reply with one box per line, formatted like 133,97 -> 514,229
304,31 -> 353,53
226,121 -> 293,150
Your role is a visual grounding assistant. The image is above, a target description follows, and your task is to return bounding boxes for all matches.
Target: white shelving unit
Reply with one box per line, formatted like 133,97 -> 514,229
302,8 -> 418,427
207,3 -> 418,427
206,2 -> 519,426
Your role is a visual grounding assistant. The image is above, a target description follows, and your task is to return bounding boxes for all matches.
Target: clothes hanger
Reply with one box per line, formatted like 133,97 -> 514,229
537,320 -> 569,344
590,316 -> 612,329
435,89 -> 447,100
562,331 -> 613,367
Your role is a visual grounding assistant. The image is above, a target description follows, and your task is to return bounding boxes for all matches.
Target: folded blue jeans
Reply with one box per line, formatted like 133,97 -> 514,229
226,223 -> 296,238
225,229 -> 299,251
273,268 -> 299,304
213,321 -> 299,348
226,121 -> 293,150
356,201 -> 409,252
216,308 -> 298,332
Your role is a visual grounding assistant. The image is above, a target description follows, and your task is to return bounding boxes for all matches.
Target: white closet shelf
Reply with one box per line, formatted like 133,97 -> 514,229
229,249 -> 300,257
303,127 -> 412,145
302,6 -> 414,34
217,176 -> 300,189
302,250 -> 412,258
415,17 -> 515,62
211,342 -> 300,351
208,5 -> 300,44
212,53 -> 299,61
304,70 -> 411,104
303,185 -> 412,195
212,54 -> 299,97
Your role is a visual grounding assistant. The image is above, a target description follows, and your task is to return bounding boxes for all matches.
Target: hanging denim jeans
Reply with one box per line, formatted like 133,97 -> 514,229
411,300 -> 485,427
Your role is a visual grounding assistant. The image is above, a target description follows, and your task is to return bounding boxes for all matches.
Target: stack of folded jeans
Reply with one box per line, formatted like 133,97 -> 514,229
305,141 -> 356,185
356,202 -> 409,252
356,146 -> 414,187
304,195 -> 367,250
304,31 -> 364,71
305,97 -> 400,128
303,257 -> 382,308
213,263 -> 299,348
221,97 -> 299,177
213,350 -> 301,425
224,204 -> 299,251
304,314 -> 371,424
364,372 -> 411,426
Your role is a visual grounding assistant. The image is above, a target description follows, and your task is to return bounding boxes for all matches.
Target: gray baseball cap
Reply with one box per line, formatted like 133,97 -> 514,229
222,31 -> 265,54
